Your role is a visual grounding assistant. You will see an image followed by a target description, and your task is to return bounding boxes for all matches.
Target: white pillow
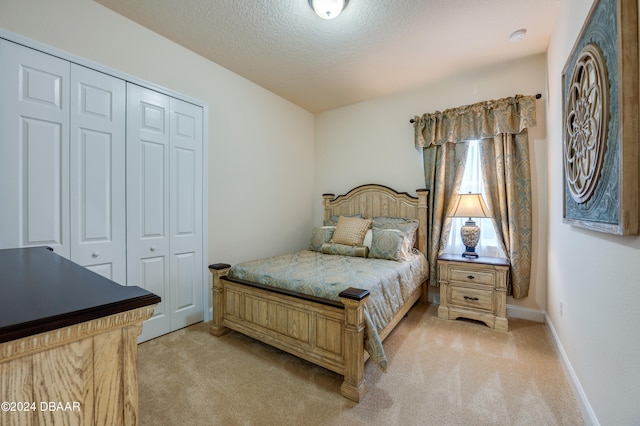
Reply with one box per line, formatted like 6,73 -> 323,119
363,229 -> 373,248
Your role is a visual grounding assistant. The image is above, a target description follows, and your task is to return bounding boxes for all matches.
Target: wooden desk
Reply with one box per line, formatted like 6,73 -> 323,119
0,247 -> 160,426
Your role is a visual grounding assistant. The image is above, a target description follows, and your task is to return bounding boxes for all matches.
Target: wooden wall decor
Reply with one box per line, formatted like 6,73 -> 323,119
562,0 -> 639,235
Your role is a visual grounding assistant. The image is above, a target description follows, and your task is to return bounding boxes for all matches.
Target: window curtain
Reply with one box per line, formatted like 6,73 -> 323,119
420,139 -> 469,289
413,95 -> 536,298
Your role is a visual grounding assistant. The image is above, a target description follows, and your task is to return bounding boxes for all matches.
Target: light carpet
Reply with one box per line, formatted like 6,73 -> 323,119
138,303 -> 584,425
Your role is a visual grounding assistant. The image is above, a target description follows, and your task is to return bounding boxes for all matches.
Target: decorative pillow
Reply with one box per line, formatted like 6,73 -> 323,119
323,213 -> 363,226
371,217 -> 419,246
321,242 -> 369,258
329,216 -> 372,246
368,228 -> 411,261
308,226 -> 336,252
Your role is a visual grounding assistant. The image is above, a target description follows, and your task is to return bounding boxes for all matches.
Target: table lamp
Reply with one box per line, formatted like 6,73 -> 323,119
448,193 -> 491,258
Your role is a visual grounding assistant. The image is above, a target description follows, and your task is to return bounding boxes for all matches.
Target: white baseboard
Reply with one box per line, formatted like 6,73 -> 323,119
506,304 -> 545,322
431,298 -> 545,323
545,313 -> 599,426
429,292 -> 440,305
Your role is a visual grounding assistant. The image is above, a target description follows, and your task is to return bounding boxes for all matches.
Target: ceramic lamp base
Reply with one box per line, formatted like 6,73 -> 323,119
462,247 -> 479,258
460,219 -> 480,258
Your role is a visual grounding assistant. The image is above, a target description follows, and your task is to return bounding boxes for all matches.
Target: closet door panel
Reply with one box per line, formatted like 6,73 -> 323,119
24,120 -> 66,246
0,39 -> 70,257
170,99 -> 203,329
141,141 -> 167,236
174,252 -> 196,311
127,84 -> 171,341
70,64 -> 126,284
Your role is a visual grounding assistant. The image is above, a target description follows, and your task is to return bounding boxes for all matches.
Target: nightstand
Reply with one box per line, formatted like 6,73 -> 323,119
437,253 -> 509,331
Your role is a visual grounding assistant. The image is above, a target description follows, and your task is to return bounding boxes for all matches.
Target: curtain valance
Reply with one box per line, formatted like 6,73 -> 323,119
413,95 -> 537,149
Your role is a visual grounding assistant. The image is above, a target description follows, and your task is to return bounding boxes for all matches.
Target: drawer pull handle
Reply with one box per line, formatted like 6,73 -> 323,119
464,296 -> 479,301
467,275 -> 475,280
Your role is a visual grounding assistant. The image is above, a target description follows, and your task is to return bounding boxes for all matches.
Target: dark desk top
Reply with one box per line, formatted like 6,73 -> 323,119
0,247 -> 161,343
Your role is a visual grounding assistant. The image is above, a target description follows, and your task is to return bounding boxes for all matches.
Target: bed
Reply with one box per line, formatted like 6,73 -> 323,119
208,184 -> 429,402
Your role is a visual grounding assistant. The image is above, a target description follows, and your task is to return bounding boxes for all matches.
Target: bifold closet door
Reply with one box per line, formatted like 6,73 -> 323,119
0,40 -> 127,283
0,39 -> 203,339
70,64 -> 126,284
126,84 -> 172,341
169,97 -> 203,330
0,39 -> 70,257
126,84 -> 204,341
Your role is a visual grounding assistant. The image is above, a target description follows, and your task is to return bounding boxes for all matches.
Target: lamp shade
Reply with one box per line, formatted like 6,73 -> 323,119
309,0 -> 349,19
448,193 -> 491,219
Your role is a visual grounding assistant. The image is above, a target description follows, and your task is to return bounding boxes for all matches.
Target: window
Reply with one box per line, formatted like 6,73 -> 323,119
444,140 -> 506,258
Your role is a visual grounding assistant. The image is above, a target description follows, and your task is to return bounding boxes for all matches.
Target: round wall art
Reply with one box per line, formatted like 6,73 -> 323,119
561,0 -> 639,235
564,43 -> 608,205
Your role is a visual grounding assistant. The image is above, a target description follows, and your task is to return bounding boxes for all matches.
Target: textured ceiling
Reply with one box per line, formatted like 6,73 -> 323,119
94,0 -> 560,113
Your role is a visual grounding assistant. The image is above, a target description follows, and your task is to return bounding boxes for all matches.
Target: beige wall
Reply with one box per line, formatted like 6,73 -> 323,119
0,0 -> 316,266
314,54 -> 548,314
546,0 -> 640,424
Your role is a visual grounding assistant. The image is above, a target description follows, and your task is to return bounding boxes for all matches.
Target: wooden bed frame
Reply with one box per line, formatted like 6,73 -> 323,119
208,184 -> 429,402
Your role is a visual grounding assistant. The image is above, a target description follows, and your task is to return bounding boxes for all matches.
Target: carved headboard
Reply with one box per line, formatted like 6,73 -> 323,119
322,184 -> 429,258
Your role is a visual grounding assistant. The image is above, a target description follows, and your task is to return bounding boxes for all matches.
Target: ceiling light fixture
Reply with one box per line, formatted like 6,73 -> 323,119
308,0 -> 349,20
509,29 -> 527,42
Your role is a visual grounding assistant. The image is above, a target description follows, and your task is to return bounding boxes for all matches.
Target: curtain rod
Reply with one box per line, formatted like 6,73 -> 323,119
409,93 -> 541,124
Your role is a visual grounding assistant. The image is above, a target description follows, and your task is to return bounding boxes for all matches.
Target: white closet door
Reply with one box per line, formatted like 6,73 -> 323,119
169,98 -> 203,329
0,39 -> 70,257
70,64 -> 126,284
127,84 -> 171,341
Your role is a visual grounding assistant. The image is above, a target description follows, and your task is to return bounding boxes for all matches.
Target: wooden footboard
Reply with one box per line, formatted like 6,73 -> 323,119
208,263 -> 371,401
208,264 -> 424,402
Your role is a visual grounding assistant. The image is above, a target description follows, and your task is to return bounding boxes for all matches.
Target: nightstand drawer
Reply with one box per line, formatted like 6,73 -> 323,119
449,267 -> 495,286
450,286 -> 493,311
